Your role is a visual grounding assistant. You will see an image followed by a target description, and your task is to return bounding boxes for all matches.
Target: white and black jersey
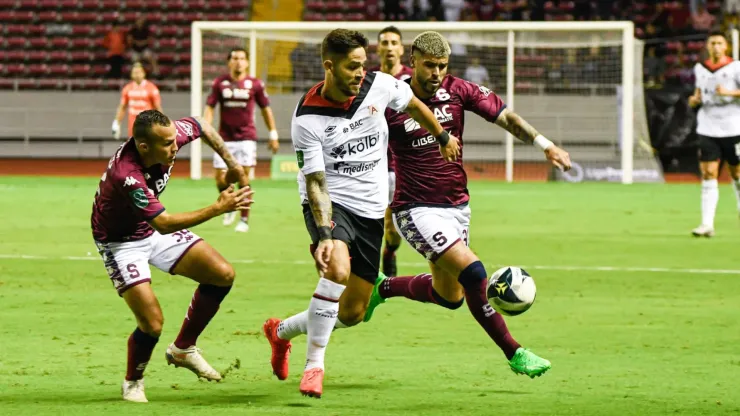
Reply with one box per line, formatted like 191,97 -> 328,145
694,58 -> 740,138
291,71 -> 413,218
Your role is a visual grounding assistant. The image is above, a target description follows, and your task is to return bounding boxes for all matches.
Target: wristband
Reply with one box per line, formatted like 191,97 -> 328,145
318,226 -> 332,241
268,130 -> 278,141
436,131 -> 450,146
534,135 -> 554,151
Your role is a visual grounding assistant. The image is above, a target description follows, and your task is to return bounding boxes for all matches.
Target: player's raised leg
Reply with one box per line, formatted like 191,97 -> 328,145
121,282 -> 163,403
162,238 -> 237,381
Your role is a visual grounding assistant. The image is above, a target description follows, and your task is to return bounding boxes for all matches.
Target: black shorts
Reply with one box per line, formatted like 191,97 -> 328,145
302,203 -> 384,283
698,135 -> 740,165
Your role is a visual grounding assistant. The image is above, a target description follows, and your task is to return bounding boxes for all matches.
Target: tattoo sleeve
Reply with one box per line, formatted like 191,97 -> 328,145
305,171 -> 332,229
494,108 -> 540,145
194,116 -> 239,170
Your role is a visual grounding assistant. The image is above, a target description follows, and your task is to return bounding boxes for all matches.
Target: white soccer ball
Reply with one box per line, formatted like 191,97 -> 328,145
486,266 -> 537,316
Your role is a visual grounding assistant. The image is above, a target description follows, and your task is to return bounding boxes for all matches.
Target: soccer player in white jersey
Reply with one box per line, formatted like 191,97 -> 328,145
262,29 -> 460,398
689,31 -> 740,237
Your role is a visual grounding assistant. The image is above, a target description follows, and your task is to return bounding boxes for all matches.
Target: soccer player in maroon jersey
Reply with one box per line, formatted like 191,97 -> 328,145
91,110 -> 253,402
369,26 -> 414,277
204,48 -> 279,233
363,31 -> 572,377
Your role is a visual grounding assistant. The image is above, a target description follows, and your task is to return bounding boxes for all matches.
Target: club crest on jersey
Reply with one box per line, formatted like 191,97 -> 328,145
330,145 -> 347,159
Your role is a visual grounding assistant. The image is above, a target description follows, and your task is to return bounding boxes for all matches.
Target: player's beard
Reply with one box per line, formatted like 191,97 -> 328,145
334,69 -> 361,97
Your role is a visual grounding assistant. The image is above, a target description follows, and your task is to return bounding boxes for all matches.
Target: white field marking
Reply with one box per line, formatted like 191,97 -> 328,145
0,254 -> 738,275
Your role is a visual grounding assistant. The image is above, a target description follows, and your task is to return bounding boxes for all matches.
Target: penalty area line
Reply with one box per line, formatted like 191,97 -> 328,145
0,254 -> 737,275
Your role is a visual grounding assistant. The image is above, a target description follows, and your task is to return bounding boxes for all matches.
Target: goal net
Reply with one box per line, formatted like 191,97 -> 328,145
190,21 -> 660,184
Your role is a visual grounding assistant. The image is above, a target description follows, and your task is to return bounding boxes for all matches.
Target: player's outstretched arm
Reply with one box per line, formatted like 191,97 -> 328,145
306,171 -> 334,271
112,103 -> 126,139
404,96 -> 460,161
149,185 -> 253,234
194,116 -> 249,186
494,108 -> 572,171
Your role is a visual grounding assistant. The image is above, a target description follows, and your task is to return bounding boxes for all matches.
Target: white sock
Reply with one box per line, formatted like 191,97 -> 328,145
277,310 -> 308,341
701,179 -> 719,228
305,278 -> 345,371
732,178 -> 740,212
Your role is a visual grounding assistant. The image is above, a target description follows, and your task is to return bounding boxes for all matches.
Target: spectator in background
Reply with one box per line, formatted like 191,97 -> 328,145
102,22 -> 127,79
407,0 -> 427,20
648,3 -> 669,28
384,0 -> 405,20
464,57 -> 490,86
692,4 -> 716,32
477,0 -> 495,20
644,46 -> 666,81
667,2 -> 692,35
497,0 -> 527,21
442,0 -> 465,21
128,16 -> 159,77
427,0 -> 445,21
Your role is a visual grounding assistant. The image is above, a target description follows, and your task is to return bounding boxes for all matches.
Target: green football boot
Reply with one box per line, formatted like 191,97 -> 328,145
508,348 -> 551,378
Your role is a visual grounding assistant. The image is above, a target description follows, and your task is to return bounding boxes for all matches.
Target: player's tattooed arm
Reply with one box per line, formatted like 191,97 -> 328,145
305,171 -> 333,230
193,116 -> 240,170
494,108 -> 539,144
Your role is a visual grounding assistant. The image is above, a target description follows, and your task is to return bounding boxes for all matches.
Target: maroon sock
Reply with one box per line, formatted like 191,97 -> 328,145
379,273 -> 434,301
463,279 -> 521,360
174,284 -> 232,349
126,328 -> 159,381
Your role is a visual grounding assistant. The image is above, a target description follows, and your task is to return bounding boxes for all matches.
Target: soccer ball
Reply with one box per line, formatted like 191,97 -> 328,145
486,266 -> 537,316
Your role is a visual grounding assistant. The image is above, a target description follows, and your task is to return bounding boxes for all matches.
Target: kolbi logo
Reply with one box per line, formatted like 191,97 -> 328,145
345,134 -> 378,156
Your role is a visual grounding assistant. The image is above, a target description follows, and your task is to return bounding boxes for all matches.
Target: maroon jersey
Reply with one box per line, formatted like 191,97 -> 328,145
91,117 -> 203,243
386,75 -> 505,209
369,65 -> 413,172
205,74 -> 270,142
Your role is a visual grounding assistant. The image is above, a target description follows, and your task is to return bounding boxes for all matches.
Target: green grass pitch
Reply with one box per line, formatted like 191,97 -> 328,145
0,176 -> 738,415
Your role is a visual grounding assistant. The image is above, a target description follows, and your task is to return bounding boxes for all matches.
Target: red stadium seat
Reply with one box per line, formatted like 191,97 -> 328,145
5,25 -> 27,36
70,50 -> 93,61
228,12 -> 247,20
48,64 -> 68,76
27,64 -> 48,76
26,50 -> 47,62
80,0 -> 99,9
36,79 -> 66,90
126,0 -> 147,9
208,0 -> 231,10
7,50 -> 26,61
13,11 -> 34,23
28,37 -> 48,48
5,64 -> 27,77
72,26 -> 93,36
36,11 -> 57,22
70,38 -> 92,48
70,64 -> 91,76
27,25 -> 46,36
305,1 -> 322,10
77,11 -> 98,22
158,52 -> 177,63
48,50 -> 69,62
304,12 -> 322,21
180,39 -> 191,49
158,25 -> 179,36
158,38 -> 178,49
178,52 -> 191,63
203,51 -> 222,62
121,11 -> 138,22
0,0 -> 17,9
100,12 -> 119,23
6,37 -> 28,48
174,65 -> 191,77
184,12 -> 204,22
50,37 -> 70,48
39,0 -> 58,7
59,0 -> 77,7
100,0 -> 119,9
0,78 -> 15,90
92,65 -> 109,77
181,26 -> 191,36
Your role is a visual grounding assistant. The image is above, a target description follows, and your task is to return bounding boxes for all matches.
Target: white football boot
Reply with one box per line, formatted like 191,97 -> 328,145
165,344 -> 222,381
691,224 -> 715,237
222,212 -> 237,226
122,378 -> 148,403
235,220 -> 249,233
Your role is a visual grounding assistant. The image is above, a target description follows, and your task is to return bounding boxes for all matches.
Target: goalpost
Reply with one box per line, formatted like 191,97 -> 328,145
190,21 -> 655,184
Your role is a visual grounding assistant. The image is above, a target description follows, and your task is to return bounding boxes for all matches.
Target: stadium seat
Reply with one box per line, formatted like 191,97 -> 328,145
158,38 -> 177,49
26,50 -> 47,62
69,51 -> 93,61
70,38 -> 92,48
79,0 -> 99,9
6,37 -> 28,48
35,11 -> 57,22
100,12 -> 119,23
0,0 -> 17,9
27,25 -> 46,36
50,37 -> 70,49
100,0 -> 120,10
6,51 -> 26,62
70,64 -> 92,76
48,64 -> 69,76
48,50 -> 69,62
59,0 -> 77,8
27,64 -> 48,76
13,11 -> 34,23
5,64 -> 27,77
72,25 -> 93,36
158,25 -> 180,37
5,25 -> 27,36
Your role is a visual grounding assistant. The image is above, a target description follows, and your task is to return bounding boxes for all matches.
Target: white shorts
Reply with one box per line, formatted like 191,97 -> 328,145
393,205 -> 470,262
95,229 -> 203,295
213,140 -> 257,169
388,171 -> 396,205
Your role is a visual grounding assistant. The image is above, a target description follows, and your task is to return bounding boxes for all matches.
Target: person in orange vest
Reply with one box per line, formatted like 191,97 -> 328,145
112,63 -> 163,139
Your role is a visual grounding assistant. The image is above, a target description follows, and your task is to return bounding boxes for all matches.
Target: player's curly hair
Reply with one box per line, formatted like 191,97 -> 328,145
133,110 -> 171,143
322,29 -> 368,61
411,31 -> 451,58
